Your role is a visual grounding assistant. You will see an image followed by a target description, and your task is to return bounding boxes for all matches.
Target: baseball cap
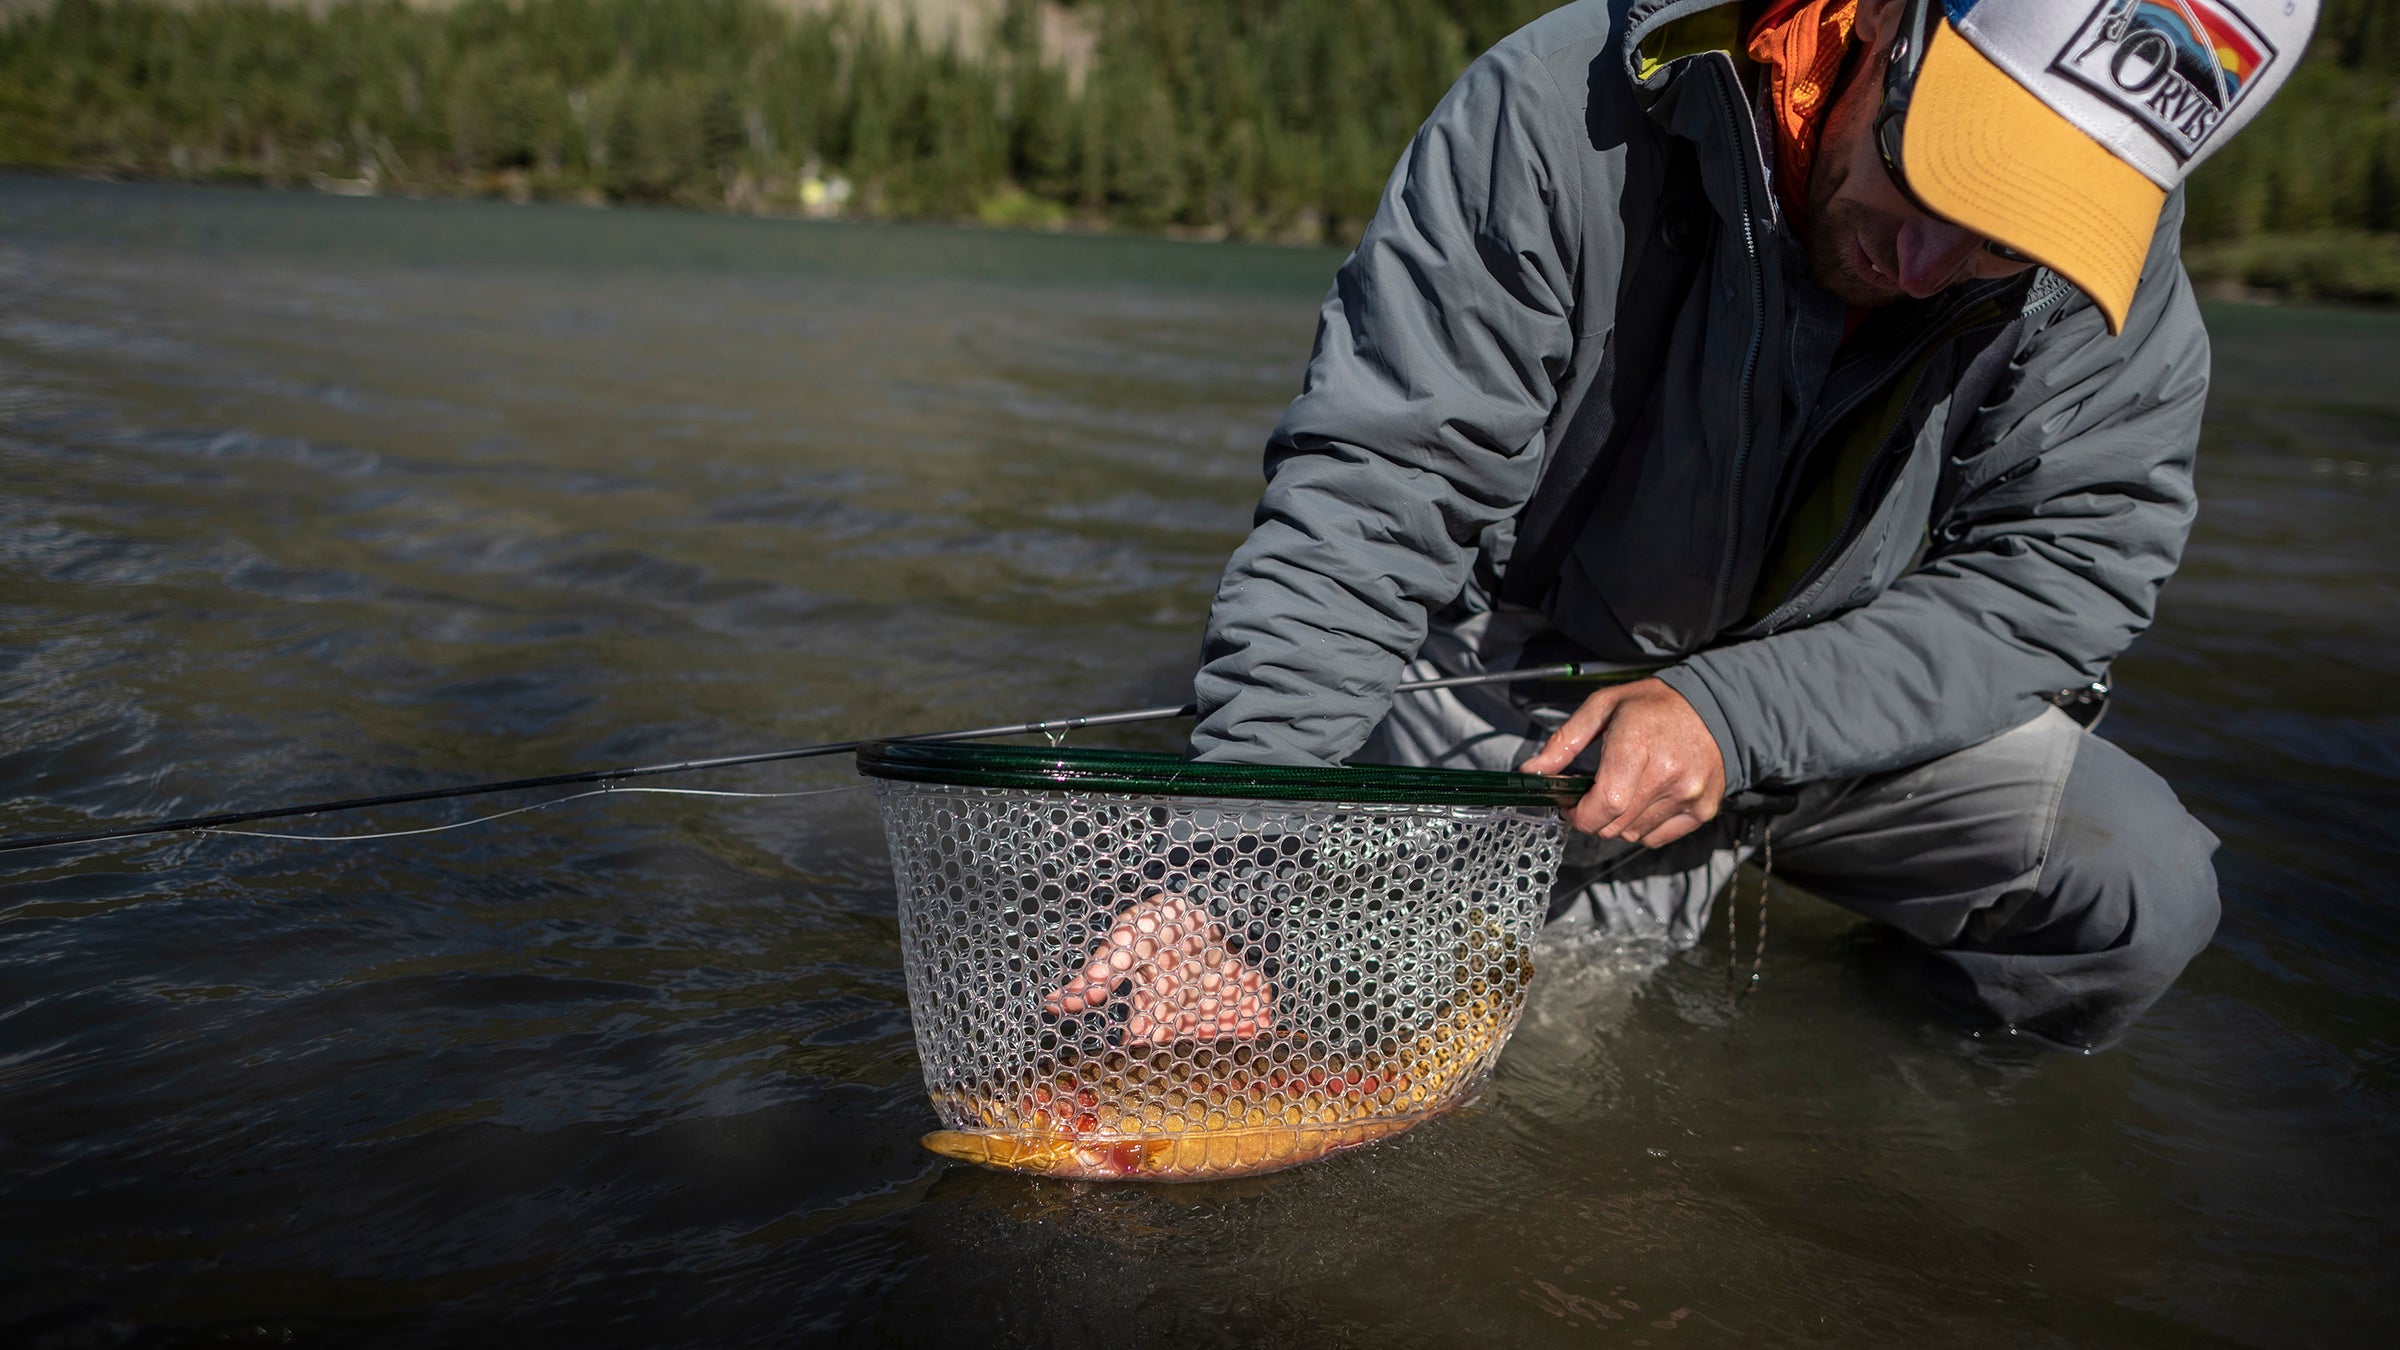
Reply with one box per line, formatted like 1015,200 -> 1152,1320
1901,0 -> 2320,333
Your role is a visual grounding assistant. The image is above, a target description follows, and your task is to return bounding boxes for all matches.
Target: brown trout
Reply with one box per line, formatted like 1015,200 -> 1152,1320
921,920 -> 1530,1181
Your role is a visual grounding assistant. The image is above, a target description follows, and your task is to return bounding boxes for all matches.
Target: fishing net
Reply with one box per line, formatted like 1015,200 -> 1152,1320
858,742 -> 1577,1181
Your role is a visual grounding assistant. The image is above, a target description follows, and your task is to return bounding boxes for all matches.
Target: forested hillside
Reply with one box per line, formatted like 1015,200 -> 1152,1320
2,0 -> 2393,298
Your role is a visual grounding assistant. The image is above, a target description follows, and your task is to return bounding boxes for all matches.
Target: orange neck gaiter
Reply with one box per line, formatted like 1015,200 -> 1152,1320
1745,0 -> 1861,235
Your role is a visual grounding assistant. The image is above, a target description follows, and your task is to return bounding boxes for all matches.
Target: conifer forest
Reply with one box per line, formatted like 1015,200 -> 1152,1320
2,0 -> 2394,299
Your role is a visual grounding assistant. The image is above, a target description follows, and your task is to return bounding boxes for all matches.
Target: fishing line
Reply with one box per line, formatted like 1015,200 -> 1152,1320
195,784 -> 865,843
0,660 -> 1658,856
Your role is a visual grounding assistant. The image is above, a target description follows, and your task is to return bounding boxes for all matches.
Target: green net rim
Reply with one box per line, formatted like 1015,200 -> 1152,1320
854,740 -> 1587,808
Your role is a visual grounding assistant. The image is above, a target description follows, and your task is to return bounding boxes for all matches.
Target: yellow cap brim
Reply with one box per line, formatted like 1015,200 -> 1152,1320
1903,22 -> 2165,335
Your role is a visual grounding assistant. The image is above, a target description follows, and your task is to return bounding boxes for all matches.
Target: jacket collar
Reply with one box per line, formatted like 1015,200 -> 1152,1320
1622,0 -> 1752,90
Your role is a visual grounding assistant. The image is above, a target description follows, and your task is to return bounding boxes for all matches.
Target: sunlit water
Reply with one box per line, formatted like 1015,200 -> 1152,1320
2,176 -> 2394,1346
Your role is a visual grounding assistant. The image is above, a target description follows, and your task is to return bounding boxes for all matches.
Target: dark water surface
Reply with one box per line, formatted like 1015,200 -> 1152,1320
3,176 -> 2394,1347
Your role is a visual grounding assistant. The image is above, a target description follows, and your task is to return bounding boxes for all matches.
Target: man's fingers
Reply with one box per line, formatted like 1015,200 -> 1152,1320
1522,720 -> 1603,775
1577,755 -> 1721,841
1518,689 -> 1622,774
1605,760 -> 1717,841
1570,700 -> 1670,835
1611,785 -> 1696,844
1569,741 -> 1649,835
1635,811 -> 1707,849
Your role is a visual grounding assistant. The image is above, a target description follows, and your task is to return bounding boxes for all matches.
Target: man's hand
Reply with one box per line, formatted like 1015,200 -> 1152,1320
1517,678 -> 1725,847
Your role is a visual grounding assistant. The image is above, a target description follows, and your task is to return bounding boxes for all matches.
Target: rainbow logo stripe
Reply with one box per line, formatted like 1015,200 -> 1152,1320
2186,2 -> 2268,97
2132,0 -> 2268,102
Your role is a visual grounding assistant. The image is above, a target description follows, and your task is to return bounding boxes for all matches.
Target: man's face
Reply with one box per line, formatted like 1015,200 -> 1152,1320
1804,0 -> 2038,307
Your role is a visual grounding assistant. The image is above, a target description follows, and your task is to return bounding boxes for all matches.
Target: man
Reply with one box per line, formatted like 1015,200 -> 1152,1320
1185,0 -> 2320,1050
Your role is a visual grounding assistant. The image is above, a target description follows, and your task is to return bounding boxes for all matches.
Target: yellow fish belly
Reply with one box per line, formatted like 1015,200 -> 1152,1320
922,1116 -> 1424,1181
922,1007 -> 1510,1180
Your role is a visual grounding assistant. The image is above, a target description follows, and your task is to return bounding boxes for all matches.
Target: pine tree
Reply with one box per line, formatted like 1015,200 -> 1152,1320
0,0 -> 2390,264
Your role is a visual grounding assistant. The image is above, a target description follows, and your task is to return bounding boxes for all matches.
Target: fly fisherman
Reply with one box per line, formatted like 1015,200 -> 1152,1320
1180,0 -> 2321,1052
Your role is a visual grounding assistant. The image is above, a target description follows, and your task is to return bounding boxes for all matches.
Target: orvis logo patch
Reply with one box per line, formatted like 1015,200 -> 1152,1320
2053,0 -> 2279,161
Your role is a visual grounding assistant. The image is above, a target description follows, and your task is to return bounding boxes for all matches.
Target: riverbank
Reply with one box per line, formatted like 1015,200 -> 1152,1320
25,162 -> 2395,315
2184,230 -> 2400,307
6,0 -> 2396,262
0,0 -> 1524,247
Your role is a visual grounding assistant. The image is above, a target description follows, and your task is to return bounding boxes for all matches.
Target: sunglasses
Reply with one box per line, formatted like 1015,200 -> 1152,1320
1871,0 -> 2039,265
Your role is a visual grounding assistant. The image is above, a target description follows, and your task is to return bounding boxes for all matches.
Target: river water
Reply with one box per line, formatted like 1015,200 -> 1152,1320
1,175 -> 2393,1346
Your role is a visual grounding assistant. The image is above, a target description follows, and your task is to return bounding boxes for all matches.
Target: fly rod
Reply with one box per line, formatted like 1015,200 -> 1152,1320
0,660 -> 1656,856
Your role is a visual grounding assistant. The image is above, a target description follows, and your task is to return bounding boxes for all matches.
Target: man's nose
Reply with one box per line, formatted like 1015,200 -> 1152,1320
1892,216 -> 1986,298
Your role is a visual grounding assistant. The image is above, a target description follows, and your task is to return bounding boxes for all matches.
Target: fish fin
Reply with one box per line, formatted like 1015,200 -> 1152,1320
920,1130 -> 1004,1166
923,1129 -> 1088,1176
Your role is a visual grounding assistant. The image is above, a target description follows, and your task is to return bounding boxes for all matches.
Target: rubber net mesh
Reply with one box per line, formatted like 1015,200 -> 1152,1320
874,781 -> 1561,1180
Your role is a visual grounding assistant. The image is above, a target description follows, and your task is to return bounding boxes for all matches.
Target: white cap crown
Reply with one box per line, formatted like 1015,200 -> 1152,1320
1943,0 -> 2321,190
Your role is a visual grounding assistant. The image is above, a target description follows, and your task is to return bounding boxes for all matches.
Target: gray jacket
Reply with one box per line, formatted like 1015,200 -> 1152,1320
1190,0 -> 2209,794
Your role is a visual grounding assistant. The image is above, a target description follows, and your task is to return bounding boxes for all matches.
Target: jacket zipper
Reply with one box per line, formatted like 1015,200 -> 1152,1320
1755,380 -> 1929,633
1709,54 -> 1770,624
1788,284 -> 1993,464
1756,295 -> 2013,632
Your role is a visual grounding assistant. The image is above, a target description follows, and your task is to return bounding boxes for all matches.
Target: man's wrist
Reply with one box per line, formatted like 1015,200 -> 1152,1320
1653,664 -> 1747,795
